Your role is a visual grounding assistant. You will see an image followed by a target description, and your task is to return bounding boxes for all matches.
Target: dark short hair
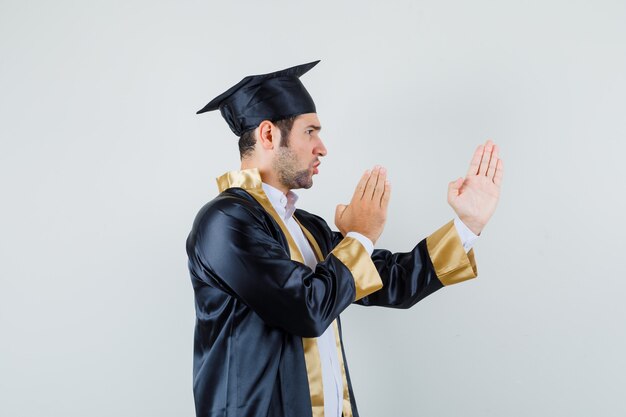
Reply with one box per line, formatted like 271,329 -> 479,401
238,115 -> 298,159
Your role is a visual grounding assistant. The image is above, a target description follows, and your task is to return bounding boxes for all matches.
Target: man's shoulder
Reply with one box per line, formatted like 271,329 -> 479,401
187,187 -> 291,256
190,188 -> 266,231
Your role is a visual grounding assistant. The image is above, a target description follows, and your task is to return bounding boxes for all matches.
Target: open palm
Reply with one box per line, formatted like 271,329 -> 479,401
448,140 -> 504,235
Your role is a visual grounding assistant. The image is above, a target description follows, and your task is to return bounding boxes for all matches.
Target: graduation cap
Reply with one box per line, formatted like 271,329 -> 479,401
196,60 -> 320,136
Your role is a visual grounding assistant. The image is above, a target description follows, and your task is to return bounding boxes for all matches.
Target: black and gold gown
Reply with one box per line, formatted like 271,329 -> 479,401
186,168 -> 477,417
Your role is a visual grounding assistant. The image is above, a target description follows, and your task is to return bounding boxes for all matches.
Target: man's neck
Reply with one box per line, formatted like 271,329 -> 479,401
240,162 -> 289,195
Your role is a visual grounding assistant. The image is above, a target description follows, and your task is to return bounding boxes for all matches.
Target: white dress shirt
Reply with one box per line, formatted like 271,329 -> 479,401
261,182 -> 477,417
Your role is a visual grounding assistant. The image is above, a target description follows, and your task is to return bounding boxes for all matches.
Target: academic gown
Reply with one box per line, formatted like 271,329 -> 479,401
186,168 -> 478,417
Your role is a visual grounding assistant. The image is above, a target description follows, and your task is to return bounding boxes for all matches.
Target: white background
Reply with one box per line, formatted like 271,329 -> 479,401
1,1 -> 625,416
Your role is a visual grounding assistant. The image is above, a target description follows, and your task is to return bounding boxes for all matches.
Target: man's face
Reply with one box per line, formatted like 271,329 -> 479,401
272,113 -> 327,190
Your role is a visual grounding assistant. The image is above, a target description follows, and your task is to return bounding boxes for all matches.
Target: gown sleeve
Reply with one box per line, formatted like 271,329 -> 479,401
186,196 -> 383,338
331,220 -> 478,309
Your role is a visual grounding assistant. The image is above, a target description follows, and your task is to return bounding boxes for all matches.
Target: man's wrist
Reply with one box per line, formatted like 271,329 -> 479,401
457,215 -> 484,236
454,216 -> 480,252
346,231 -> 374,255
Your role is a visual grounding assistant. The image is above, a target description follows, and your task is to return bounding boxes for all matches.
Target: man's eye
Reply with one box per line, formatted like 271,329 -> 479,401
306,130 -> 313,135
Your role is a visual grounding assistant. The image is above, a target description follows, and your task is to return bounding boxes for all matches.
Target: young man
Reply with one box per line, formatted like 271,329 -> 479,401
187,60 -> 503,417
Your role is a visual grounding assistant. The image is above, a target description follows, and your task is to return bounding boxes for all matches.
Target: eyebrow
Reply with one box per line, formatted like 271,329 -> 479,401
305,125 -> 322,132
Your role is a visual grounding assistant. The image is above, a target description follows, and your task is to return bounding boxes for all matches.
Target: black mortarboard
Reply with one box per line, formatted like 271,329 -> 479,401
196,60 -> 320,136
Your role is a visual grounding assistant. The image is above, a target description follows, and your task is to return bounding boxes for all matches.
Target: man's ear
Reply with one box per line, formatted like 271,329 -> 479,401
257,120 -> 278,150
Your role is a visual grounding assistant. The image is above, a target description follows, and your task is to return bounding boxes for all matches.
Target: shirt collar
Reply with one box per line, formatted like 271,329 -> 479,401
215,168 -> 299,220
261,182 -> 299,220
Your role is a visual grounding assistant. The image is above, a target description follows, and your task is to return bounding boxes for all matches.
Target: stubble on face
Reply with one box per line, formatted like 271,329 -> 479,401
272,145 -> 314,190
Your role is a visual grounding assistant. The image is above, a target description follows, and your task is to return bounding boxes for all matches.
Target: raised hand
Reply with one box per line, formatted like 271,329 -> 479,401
335,165 -> 391,244
448,140 -> 504,235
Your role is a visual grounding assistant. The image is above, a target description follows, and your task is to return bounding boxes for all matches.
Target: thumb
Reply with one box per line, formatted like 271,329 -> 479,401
335,204 -> 348,220
448,177 -> 463,199
335,204 -> 349,235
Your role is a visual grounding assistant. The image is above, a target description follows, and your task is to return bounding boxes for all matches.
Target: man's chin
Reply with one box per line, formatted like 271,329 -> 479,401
294,179 -> 313,190
303,174 -> 315,189
291,171 -> 314,189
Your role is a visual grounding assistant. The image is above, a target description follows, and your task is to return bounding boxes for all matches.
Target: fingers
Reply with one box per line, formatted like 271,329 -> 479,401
372,167 -> 387,202
477,139 -> 494,175
381,179 -> 391,209
351,169 -> 371,202
363,166 -> 380,200
352,165 -> 389,203
466,144 -> 484,177
486,144 -> 499,179
493,158 -> 504,186
469,139 -> 501,178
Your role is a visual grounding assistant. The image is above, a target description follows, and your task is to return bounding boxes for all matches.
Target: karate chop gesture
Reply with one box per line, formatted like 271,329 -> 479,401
335,166 -> 391,245
448,140 -> 504,235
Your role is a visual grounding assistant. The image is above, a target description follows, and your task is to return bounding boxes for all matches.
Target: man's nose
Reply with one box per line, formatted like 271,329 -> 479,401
316,138 -> 328,157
